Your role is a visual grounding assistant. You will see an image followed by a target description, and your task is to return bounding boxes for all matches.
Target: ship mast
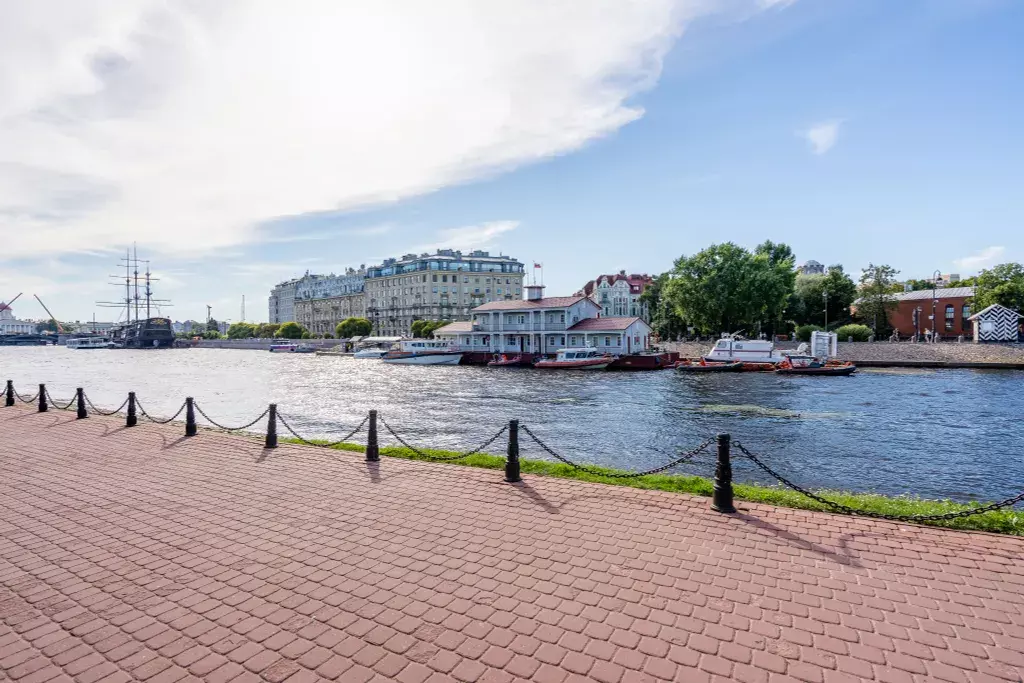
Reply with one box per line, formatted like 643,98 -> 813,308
97,246 -> 172,323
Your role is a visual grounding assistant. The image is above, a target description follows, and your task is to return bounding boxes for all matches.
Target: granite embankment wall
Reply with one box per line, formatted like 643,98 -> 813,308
194,339 -> 341,351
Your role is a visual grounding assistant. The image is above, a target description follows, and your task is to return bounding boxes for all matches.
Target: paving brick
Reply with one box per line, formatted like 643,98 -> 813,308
1,407 -> 1022,683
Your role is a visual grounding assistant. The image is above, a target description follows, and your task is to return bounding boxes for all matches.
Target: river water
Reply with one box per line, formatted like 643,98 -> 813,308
3,346 -> 1022,503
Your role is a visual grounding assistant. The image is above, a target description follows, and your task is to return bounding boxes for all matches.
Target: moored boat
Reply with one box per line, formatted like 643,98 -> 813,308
66,336 -> 110,350
534,348 -> 613,370
269,343 -> 299,353
353,348 -> 389,359
487,353 -> 529,367
675,359 -> 744,373
382,340 -> 463,365
775,356 -> 857,376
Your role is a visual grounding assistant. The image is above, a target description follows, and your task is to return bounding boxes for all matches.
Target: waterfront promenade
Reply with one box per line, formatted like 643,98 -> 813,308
2,407 -> 1023,683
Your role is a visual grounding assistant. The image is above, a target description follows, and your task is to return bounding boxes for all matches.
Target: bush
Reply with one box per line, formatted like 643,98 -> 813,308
300,330 -> 311,339
835,324 -> 872,342
795,324 -> 823,342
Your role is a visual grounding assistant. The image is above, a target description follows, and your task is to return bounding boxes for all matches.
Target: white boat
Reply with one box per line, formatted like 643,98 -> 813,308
704,336 -> 808,364
353,347 -> 389,359
534,347 -> 613,370
269,342 -> 299,353
66,336 -> 110,350
381,340 -> 463,365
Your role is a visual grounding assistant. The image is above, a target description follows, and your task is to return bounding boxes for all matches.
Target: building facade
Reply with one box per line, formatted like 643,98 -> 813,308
269,268 -> 366,325
0,304 -> 35,335
365,250 -> 525,337
295,293 -> 367,336
797,260 -> 825,275
577,271 -> 653,320
269,278 -> 301,324
969,304 -> 1022,343
434,285 -> 653,355
886,287 -> 975,339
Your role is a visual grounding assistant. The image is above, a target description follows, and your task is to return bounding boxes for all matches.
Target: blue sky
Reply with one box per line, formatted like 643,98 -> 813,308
1,0 -> 1021,323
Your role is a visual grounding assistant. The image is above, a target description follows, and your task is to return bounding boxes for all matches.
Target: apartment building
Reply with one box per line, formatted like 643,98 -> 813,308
365,249 -> 525,337
577,271 -> 653,320
269,268 -> 366,326
295,292 -> 367,336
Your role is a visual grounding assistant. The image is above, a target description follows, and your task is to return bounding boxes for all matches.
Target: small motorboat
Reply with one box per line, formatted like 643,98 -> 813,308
269,343 -> 298,353
488,353 -> 528,367
775,356 -> 857,376
740,362 -> 777,372
534,348 -> 613,370
675,359 -> 744,373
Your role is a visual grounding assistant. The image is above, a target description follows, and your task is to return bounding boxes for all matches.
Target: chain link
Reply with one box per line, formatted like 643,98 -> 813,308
277,413 -> 369,447
734,441 -> 1024,522
45,389 -> 77,411
134,398 -> 188,425
380,417 -> 508,461
520,425 -> 716,478
194,402 -> 270,432
14,386 -> 39,404
83,394 -> 130,416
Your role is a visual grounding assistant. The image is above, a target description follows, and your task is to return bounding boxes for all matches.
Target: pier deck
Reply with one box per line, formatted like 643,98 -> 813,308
2,407 -> 1023,683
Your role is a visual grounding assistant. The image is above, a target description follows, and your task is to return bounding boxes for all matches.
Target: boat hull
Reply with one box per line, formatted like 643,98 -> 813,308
353,350 -> 388,359
776,365 -> 857,376
382,353 -> 463,365
676,361 -> 744,373
534,359 -> 611,370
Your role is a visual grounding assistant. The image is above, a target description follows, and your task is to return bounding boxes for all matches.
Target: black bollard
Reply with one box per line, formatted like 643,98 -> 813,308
5,380 -> 14,407
505,419 -> 521,483
711,433 -> 736,513
76,388 -> 87,420
366,410 -> 379,462
264,404 -> 277,448
127,391 -> 137,427
38,384 -> 47,413
185,397 -> 197,436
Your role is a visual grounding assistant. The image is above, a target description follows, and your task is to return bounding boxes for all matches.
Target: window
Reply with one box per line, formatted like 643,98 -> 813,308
518,315 -> 525,324
442,275 -> 448,283
605,336 -> 611,346
962,304 -> 971,321
432,274 -> 437,282
945,304 -> 955,331
560,314 -> 565,323
560,336 -> 565,346
570,336 -> 576,345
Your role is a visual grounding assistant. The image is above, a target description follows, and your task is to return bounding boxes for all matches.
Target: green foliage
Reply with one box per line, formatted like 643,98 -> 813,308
902,278 -> 933,292
335,317 -> 373,339
322,333 -> 334,339
280,439 -> 1023,536
788,266 -> 858,328
36,320 -> 61,334
409,320 -> 427,338
834,324 -> 872,342
664,241 -> 796,336
277,321 -> 305,339
410,319 -> 451,338
300,330 -> 311,339
639,272 -> 687,340
856,263 -> 900,333
201,329 -> 221,340
794,324 -> 823,342
226,322 -> 257,339
973,263 -> 1024,313
255,322 -> 280,338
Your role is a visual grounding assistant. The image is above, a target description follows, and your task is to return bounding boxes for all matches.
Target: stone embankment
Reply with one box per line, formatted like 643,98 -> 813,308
663,340 -> 1024,367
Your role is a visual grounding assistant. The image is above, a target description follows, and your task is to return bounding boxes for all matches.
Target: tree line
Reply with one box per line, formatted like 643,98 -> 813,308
639,240 -> 1024,341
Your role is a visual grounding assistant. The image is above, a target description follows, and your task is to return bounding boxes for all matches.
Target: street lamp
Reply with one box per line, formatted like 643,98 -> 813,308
915,306 -> 922,340
822,290 -> 828,331
931,269 -> 941,342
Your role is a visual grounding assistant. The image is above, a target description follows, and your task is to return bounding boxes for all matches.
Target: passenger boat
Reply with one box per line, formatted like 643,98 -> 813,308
381,340 -> 463,365
675,359 -> 744,373
488,353 -> 529,367
353,347 -> 389,359
775,356 -> 857,376
534,348 -> 613,370
269,342 -> 299,353
66,336 -> 111,350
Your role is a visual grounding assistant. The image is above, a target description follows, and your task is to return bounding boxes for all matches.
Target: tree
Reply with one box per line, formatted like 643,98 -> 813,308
277,321 -> 306,339
856,263 -> 900,333
664,241 -> 795,336
255,322 -> 280,338
425,320 -> 451,338
788,266 -> 857,328
639,273 -> 687,340
227,322 -> 257,339
336,317 -> 373,339
972,263 -> 1024,313
36,320 -> 61,334
409,320 -> 426,338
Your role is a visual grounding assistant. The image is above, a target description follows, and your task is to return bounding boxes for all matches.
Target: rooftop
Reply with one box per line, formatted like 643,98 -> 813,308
432,321 -> 473,334
473,296 -> 596,311
2,407 -> 1021,683
892,286 -> 976,301
567,316 -> 648,331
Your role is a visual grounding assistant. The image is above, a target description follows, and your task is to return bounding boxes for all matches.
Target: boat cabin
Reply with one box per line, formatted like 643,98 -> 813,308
706,338 -> 780,363
555,348 -> 605,361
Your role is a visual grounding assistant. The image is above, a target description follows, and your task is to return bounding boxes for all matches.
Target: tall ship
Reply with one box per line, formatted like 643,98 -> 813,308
98,247 -> 175,349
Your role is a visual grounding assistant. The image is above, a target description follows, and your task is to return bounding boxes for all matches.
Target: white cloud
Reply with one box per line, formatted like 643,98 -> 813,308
0,0 -> 793,263
954,246 -> 1005,271
801,120 -> 843,155
415,221 -> 520,253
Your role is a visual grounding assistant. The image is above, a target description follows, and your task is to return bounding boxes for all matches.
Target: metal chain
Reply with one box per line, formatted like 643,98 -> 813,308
520,425 -> 716,478
14,387 -> 39,404
734,441 -> 1024,522
277,413 -> 369,447
135,399 -> 188,425
194,402 -> 270,432
380,417 -> 508,461
45,389 -> 77,411
83,394 -> 130,416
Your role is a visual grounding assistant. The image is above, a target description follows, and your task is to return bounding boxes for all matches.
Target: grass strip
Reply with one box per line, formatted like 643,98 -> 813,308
283,438 -> 1023,536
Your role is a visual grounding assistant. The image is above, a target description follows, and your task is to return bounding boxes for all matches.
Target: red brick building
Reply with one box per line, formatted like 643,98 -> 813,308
887,287 -> 975,339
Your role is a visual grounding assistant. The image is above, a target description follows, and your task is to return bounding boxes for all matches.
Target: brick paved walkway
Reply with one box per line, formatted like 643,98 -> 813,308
2,407 -> 1023,683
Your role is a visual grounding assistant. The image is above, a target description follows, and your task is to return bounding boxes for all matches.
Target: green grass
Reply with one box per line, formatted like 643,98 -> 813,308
282,438 -> 1024,536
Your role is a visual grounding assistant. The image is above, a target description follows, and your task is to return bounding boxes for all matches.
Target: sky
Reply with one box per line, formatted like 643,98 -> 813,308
1,0 -> 1021,324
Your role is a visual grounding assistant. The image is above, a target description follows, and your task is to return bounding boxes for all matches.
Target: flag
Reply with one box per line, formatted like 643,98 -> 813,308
534,263 -> 542,269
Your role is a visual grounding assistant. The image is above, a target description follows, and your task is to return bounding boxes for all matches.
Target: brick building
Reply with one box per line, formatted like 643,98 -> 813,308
887,287 -> 975,339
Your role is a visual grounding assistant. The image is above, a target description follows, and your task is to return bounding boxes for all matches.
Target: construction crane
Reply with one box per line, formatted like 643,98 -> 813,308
1,292 -> 23,311
33,294 -> 64,334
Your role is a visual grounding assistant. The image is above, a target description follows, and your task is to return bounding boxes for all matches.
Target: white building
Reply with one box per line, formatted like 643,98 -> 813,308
74,321 -> 115,335
294,267 -> 366,301
434,285 -> 652,355
269,277 -> 303,324
0,304 -> 36,335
